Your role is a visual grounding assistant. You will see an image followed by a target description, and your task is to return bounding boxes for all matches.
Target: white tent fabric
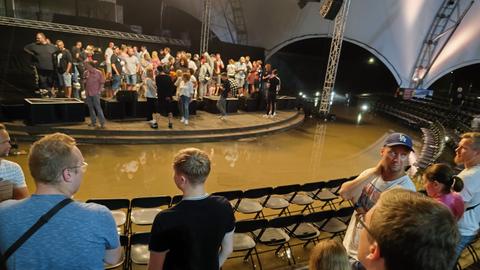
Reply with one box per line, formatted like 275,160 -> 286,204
166,0 -> 480,88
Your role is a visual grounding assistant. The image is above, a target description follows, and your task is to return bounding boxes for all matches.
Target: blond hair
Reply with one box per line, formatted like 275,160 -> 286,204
461,132 -> 480,150
28,133 -> 78,185
173,148 -> 211,185
309,240 -> 350,270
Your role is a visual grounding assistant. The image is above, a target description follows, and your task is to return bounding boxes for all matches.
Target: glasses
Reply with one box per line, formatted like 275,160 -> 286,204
356,212 -> 375,238
386,150 -> 409,161
68,162 -> 89,173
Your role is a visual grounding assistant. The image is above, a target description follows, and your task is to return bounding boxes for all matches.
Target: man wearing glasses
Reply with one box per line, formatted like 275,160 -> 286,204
357,188 -> 458,270
339,132 -> 416,269
0,133 -> 122,269
0,124 -> 29,200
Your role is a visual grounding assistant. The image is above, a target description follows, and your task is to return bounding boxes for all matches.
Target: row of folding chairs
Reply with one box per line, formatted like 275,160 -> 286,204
109,206 -> 354,270
85,176 -> 357,235
213,176 -> 356,219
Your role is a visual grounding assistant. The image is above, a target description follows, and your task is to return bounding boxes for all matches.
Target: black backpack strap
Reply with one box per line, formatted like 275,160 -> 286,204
0,198 -> 73,265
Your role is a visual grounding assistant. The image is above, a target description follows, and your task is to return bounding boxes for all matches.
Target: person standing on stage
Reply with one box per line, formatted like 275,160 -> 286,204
156,68 -> 176,128
83,61 -> 106,129
265,69 -> 281,118
24,32 -> 57,97
53,40 -> 73,98
178,73 -> 194,126
217,73 -> 233,120
144,68 -> 158,128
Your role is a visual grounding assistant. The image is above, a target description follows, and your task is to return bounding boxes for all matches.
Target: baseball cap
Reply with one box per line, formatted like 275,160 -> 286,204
384,133 -> 414,152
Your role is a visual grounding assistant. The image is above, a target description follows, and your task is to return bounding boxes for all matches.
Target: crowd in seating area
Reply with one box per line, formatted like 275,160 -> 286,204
1,120 -> 479,270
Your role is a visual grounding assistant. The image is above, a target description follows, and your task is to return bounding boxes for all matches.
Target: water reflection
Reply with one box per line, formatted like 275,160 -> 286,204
8,108 -> 417,201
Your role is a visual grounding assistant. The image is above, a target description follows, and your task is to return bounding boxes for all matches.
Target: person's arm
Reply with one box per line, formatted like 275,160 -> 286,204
24,44 -> 34,55
339,165 -> 380,202
218,230 -> 234,267
104,246 -> 123,265
148,250 -> 167,270
13,186 -> 29,199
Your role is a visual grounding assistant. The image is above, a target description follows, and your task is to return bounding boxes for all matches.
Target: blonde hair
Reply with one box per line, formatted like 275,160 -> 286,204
152,51 -> 159,60
173,148 -> 211,185
28,133 -> 78,185
461,132 -> 480,150
309,240 -> 350,270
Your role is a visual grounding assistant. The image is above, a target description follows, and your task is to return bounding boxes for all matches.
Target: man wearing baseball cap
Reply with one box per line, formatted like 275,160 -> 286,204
339,132 -> 417,270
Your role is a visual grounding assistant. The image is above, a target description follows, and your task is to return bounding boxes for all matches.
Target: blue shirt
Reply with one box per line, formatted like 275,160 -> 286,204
0,194 -> 119,270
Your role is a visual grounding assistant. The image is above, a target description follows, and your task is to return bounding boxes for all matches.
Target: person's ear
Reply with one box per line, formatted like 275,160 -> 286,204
366,241 -> 381,260
62,168 -> 73,183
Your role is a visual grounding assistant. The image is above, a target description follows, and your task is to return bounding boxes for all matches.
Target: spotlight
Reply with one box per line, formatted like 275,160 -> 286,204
302,94 -> 307,98
361,104 -> 369,111
299,92 -> 303,96
315,92 -> 320,97
368,57 -> 375,64
445,136 -> 450,142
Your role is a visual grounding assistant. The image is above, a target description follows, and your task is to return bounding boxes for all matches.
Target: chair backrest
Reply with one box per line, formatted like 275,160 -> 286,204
131,196 -> 171,209
300,182 -> 325,193
212,190 -> 243,201
170,195 -> 183,206
243,187 -> 273,199
130,232 -> 151,245
268,214 -> 303,229
86,198 -> 130,211
304,210 -> 336,225
272,184 -> 301,196
335,206 -> 355,222
235,219 -> 268,234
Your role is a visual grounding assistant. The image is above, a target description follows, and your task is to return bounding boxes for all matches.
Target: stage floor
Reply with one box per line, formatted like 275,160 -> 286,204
6,110 -> 304,144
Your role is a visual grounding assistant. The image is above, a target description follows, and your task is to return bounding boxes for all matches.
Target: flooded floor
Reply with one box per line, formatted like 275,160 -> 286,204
8,106 -> 417,201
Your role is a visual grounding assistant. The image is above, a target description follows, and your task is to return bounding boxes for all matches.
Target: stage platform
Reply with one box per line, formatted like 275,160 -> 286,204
5,110 -> 304,144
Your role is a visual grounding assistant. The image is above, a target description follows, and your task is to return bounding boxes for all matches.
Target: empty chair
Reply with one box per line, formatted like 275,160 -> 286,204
256,214 -> 302,266
212,190 -> 243,211
262,184 -> 300,217
230,219 -> 268,270
236,187 -> 273,219
86,198 -> 130,234
316,178 -> 346,210
130,196 -> 171,230
129,232 -> 151,268
320,207 -> 355,239
289,182 -> 325,214
104,234 -> 129,270
289,211 -> 333,247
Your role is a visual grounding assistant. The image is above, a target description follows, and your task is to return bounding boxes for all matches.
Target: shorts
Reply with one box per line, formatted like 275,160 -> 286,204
106,62 -> 112,73
126,74 -> 137,85
57,72 -> 72,87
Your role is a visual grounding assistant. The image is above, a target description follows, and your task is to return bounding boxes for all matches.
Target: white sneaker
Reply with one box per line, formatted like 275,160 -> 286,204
148,119 -> 156,124
263,114 -> 269,118
273,112 -> 277,116
184,120 -> 189,125
180,117 -> 185,123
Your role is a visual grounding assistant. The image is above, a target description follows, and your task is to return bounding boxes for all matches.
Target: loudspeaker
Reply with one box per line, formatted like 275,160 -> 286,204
320,0 -> 343,20
116,90 -> 138,118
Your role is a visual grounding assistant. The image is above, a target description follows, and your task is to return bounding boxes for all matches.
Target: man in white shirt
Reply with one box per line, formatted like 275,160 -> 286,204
453,132 -> 480,263
339,133 -> 416,269
104,42 -> 114,79
0,124 -> 29,200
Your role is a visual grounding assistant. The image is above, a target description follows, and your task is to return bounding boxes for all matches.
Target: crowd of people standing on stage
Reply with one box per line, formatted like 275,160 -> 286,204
23,32 -> 282,128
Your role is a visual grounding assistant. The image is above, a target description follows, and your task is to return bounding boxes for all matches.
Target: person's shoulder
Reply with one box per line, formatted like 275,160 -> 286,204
0,159 -> 22,171
75,201 -> 112,216
207,195 -> 232,208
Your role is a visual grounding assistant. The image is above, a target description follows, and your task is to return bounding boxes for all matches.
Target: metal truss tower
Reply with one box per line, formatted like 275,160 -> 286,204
228,0 -> 248,44
318,0 -> 351,116
410,0 -> 474,88
200,0 -> 212,53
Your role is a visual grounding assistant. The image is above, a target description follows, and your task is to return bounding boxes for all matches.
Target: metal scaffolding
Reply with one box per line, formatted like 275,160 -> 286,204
0,16 -> 190,46
200,0 -> 212,53
229,0 -> 248,44
410,0 -> 474,88
318,0 -> 350,116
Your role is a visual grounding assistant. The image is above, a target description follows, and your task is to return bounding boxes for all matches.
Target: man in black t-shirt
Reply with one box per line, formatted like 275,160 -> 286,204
265,69 -> 280,117
217,72 -> 237,119
24,32 -> 57,96
53,40 -> 73,98
110,46 -> 123,95
148,148 -> 235,270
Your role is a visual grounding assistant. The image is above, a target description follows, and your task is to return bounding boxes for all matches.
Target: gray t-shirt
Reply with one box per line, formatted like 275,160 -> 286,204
0,194 -> 119,270
0,159 -> 27,188
124,55 -> 139,75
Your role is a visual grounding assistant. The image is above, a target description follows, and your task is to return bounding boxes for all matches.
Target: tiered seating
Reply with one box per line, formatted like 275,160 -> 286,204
416,121 -> 446,169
